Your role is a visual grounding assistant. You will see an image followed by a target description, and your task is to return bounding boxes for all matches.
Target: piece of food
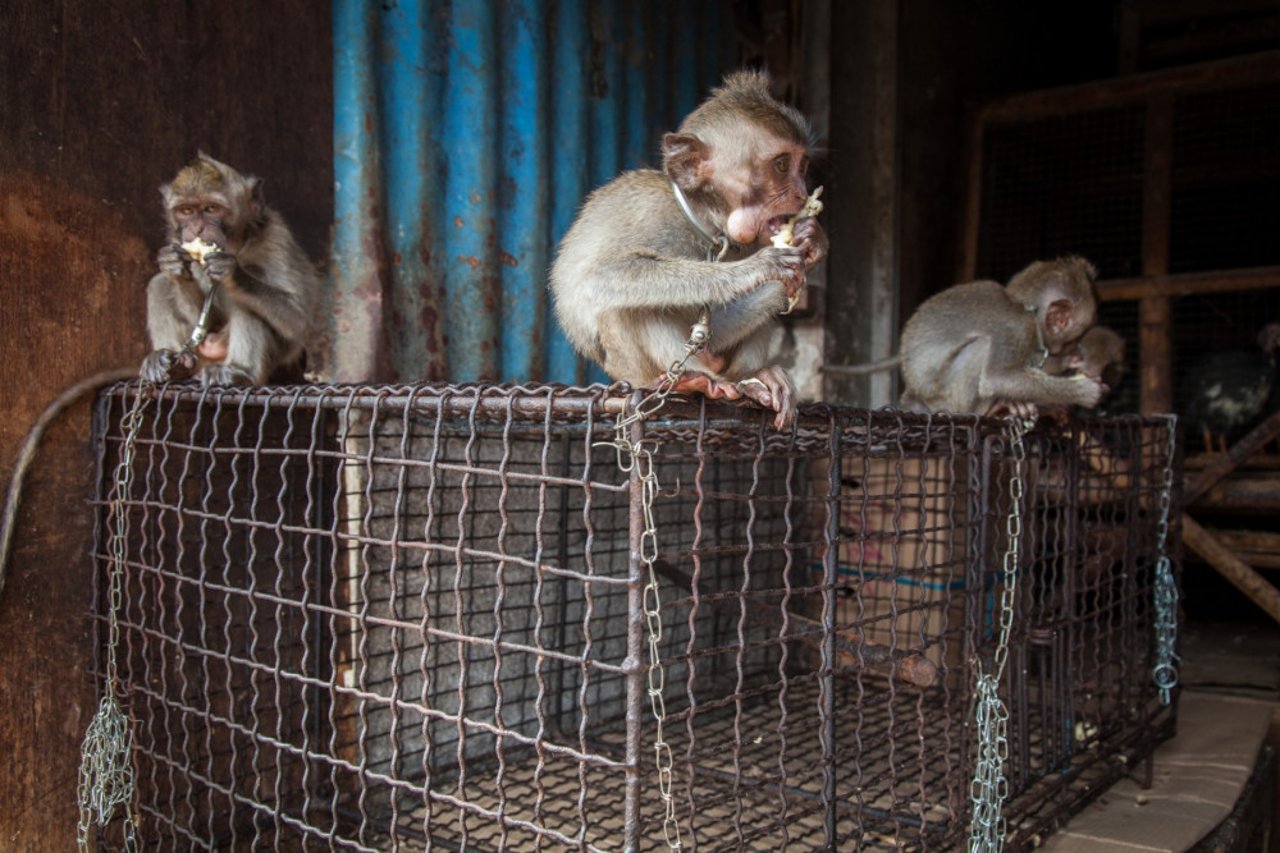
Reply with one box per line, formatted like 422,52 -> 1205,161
770,186 -> 824,249
770,186 -> 824,313
180,237 -> 221,265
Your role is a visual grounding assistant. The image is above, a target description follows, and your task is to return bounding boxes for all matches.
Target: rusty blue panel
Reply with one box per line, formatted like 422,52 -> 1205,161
442,0 -> 498,382
499,0 -> 548,383
331,0 -> 385,383
545,0 -> 589,385
330,0 -> 737,386
380,0 -> 447,381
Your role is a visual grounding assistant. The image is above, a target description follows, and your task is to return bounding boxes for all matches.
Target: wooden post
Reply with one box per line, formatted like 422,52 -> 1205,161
1139,95 -> 1173,415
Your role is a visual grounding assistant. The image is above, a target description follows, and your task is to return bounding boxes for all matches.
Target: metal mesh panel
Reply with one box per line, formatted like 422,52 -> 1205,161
91,383 -> 1180,850
977,107 -> 1146,282
1171,84 -> 1280,274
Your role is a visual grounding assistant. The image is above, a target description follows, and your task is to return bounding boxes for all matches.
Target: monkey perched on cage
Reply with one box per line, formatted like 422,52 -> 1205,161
141,153 -> 322,385
898,256 -> 1106,419
550,70 -> 828,430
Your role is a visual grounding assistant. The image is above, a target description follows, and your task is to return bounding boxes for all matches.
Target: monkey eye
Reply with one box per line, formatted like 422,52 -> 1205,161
203,204 -> 223,215
798,157 -> 809,176
176,205 -> 195,217
773,154 -> 790,175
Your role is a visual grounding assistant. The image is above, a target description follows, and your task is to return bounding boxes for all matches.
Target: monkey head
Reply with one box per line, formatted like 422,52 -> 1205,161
1055,325 -> 1126,392
1006,255 -> 1099,355
661,70 -> 815,248
161,152 -> 265,251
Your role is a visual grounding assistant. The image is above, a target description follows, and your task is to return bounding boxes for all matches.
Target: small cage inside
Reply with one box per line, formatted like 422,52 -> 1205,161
91,383 -> 1180,851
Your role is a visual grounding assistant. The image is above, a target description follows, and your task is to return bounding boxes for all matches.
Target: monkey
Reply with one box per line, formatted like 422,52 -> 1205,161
897,256 -> 1105,418
549,70 -> 828,429
1044,325 -> 1126,392
141,153 -> 321,386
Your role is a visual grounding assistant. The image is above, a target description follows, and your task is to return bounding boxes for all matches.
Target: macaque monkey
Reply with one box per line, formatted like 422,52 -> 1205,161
898,256 -> 1104,418
1045,325 -> 1126,392
550,70 -> 828,429
141,153 -> 320,386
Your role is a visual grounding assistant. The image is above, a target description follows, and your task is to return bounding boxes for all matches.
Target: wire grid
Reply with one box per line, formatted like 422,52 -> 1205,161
977,106 -> 1146,282
90,383 -> 1179,851
1171,84 -> 1280,274
974,73 -> 1280,283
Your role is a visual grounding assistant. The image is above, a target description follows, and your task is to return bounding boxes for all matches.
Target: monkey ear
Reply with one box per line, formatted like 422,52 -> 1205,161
661,133 -> 710,190
248,176 -> 266,219
1045,299 -> 1073,335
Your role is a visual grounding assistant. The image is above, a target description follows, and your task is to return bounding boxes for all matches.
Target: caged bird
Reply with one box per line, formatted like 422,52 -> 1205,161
1183,322 -> 1280,453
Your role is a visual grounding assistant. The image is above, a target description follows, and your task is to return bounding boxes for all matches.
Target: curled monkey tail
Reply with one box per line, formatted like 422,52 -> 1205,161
820,353 -> 903,376
0,367 -> 138,600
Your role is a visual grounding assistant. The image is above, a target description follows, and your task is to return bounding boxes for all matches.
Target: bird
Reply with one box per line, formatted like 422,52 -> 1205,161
1183,322 -> 1280,453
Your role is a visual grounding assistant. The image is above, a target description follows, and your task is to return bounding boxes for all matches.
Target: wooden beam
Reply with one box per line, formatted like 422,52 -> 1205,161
1183,515 -> 1280,624
974,51 -> 1280,124
1190,476 -> 1280,514
1205,529 -> 1280,570
1138,94 -> 1172,416
1096,266 -> 1280,302
1183,409 -> 1280,506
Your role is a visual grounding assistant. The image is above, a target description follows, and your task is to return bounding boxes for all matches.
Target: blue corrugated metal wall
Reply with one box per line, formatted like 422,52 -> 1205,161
330,0 -> 737,384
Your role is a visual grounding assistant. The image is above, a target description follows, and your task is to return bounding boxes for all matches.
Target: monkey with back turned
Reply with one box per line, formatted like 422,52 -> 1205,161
550,70 -> 828,429
898,256 -> 1105,418
141,152 -> 321,385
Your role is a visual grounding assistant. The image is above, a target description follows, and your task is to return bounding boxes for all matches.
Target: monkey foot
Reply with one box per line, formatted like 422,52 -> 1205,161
736,367 -> 796,430
201,364 -> 256,387
140,348 -> 197,383
986,400 -> 1039,421
662,370 -> 744,401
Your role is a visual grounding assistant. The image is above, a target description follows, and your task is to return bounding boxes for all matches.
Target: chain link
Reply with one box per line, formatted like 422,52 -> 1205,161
1151,414 -> 1179,705
968,417 -> 1030,853
78,383 -> 149,851
597,314 -> 713,850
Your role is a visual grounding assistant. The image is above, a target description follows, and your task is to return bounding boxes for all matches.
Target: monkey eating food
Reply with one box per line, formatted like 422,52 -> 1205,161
898,255 -> 1105,418
141,153 -> 321,386
550,70 -> 828,429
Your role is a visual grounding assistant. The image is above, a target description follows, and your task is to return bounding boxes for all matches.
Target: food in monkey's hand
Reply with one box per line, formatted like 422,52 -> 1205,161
770,186 -> 824,313
180,237 -> 221,265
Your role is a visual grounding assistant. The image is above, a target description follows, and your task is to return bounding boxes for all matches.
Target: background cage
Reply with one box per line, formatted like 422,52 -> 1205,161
90,383 -> 1180,850
961,51 -> 1280,417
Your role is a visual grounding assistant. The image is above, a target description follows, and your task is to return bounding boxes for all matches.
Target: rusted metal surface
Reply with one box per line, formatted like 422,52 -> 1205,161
0,2 -> 333,848
330,0 -> 738,386
90,382 -> 1180,849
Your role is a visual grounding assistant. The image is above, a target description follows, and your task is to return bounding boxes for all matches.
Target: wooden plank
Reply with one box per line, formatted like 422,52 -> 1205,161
1097,266 -> 1280,302
1191,475 -> 1280,514
975,50 -> 1280,124
1183,515 -> 1280,624
1184,409 -> 1280,505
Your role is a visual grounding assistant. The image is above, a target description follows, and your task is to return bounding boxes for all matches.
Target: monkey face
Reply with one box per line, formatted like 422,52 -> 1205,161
723,138 -> 811,246
171,197 -> 230,246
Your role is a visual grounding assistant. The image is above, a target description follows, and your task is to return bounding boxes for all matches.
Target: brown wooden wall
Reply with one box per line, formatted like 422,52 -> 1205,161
0,3 -> 332,847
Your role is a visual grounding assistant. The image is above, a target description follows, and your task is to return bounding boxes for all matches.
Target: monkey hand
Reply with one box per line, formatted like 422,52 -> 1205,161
1070,375 -> 1106,409
202,250 -> 238,285
789,216 -> 828,270
158,244 -> 193,280
751,245 -> 807,300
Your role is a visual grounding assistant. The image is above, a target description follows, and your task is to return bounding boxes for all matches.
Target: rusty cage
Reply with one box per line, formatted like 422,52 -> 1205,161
88,382 -> 1181,850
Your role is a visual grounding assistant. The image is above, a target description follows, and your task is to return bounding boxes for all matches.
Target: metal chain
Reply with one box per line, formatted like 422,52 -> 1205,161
77,383 -> 150,851
1151,414 -> 1180,705
968,417 -> 1030,853
598,313 -> 712,850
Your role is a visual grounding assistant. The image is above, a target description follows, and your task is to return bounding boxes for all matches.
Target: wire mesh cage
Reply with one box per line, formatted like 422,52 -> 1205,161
90,383 -> 1181,851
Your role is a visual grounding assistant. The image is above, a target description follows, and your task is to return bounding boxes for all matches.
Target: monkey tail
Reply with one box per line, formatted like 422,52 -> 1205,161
0,367 -> 139,600
820,354 -> 903,376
